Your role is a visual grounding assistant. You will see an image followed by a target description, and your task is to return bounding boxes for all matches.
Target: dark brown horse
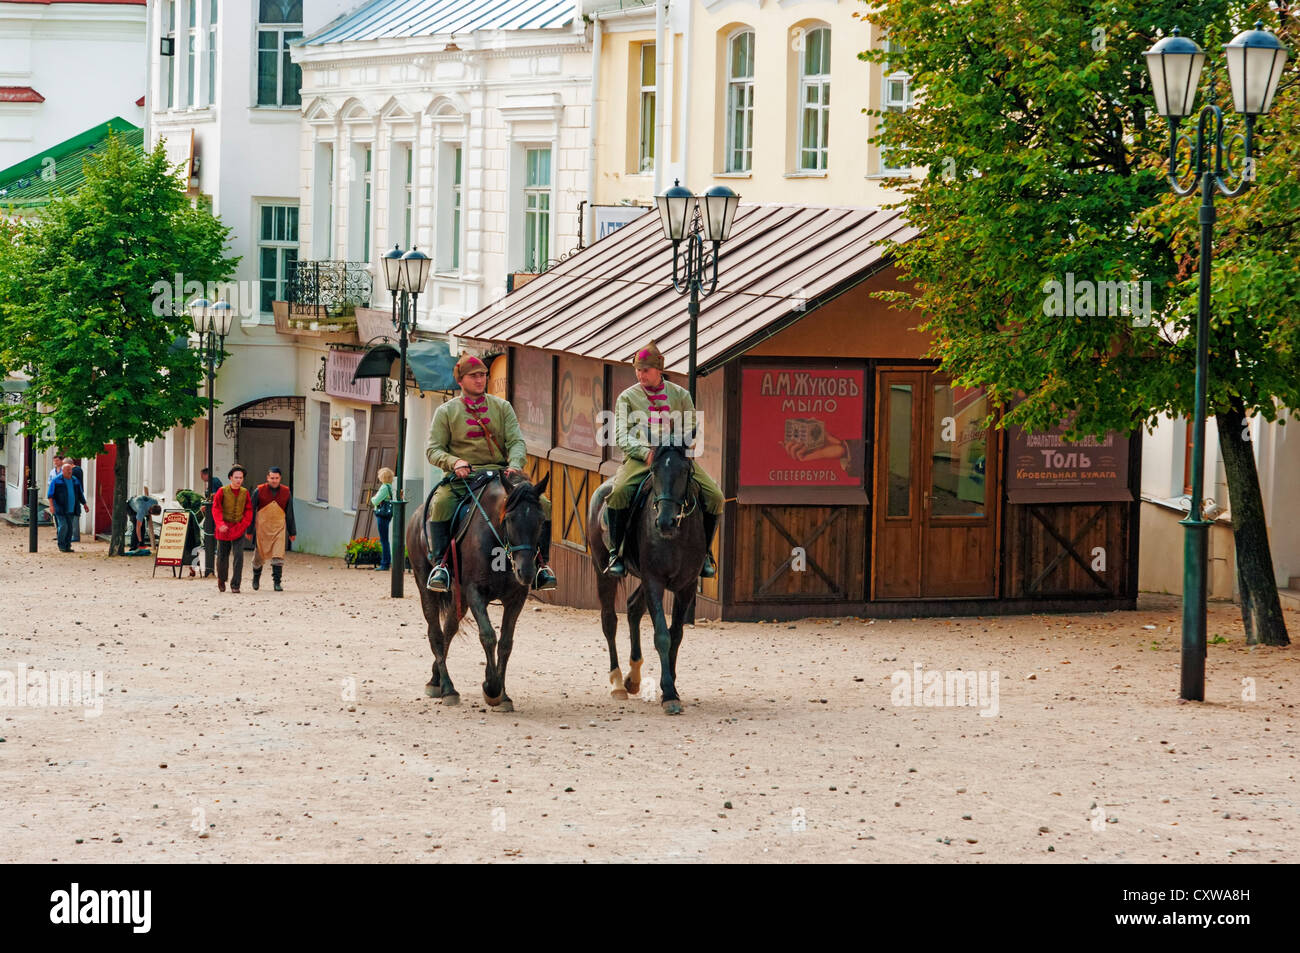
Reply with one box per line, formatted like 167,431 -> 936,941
587,443 -> 705,715
406,472 -> 550,711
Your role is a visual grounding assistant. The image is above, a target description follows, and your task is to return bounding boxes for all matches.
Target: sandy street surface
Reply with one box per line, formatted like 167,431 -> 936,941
0,522 -> 1296,864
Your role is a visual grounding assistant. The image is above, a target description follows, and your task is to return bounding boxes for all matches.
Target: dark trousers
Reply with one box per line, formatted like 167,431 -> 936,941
376,515 -> 392,569
54,511 -> 75,551
216,539 -> 244,588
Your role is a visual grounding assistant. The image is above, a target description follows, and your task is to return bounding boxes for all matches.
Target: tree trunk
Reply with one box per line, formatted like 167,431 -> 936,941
107,440 -> 130,556
1216,408 -> 1290,647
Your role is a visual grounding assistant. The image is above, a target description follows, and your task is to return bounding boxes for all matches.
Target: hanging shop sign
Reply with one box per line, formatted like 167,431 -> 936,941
325,350 -> 381,404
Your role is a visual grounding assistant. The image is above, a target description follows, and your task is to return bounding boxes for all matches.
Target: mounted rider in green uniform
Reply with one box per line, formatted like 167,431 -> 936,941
425,354 -> 557,593
604,339 -> 724,578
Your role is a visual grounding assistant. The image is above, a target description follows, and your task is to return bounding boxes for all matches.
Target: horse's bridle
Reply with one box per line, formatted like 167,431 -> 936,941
652,458 -> 698,526
462,470 -> 536,558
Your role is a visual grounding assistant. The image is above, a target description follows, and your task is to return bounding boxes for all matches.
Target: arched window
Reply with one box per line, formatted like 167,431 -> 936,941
725,30 -> 755,173
798,27 -> 831,170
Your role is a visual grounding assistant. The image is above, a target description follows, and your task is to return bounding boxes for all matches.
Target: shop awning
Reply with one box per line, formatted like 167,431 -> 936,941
451,204 -> 918,376
353,339 -> 456,391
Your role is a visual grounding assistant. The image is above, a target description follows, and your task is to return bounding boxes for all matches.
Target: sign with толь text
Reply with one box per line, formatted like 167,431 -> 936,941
739,366 -> 867,498
1005,425 -> 1132,502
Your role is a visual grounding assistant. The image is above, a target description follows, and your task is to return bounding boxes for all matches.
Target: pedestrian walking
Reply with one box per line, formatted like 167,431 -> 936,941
67,457 -> 84,541
45,453 -> 63,533
250,467 -> 296,591
200,467 -> 222,495
212,465 -> 253,593
199,467 -> 222,578
46,460 -> 88,553
370,467 -> 395,571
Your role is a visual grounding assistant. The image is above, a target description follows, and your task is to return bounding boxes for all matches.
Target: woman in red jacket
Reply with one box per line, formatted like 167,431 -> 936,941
212,465 -> 253,592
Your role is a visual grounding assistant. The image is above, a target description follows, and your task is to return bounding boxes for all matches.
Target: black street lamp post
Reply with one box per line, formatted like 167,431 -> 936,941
653,181 -> 740,398
381,244 -> 432,598
1143,22 -> 1288,701
189,297 -> 234,574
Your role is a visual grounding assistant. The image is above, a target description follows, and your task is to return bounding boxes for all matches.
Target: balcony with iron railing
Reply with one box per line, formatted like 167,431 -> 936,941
272,260 -> 373,344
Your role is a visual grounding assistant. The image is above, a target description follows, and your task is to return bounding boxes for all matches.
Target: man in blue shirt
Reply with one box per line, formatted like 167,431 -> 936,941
46,460 -> 88,552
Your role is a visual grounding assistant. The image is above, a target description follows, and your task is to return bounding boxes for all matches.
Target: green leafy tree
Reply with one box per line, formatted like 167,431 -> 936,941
862,0 -> 1293,645
0,133 -> 235,554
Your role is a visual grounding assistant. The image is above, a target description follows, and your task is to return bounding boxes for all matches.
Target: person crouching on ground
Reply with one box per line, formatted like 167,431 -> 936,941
212,465 -> 253,593
250,467 -> 296,591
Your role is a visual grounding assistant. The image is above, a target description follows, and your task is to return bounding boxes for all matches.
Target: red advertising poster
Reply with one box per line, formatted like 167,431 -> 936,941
739,366 -> 867,495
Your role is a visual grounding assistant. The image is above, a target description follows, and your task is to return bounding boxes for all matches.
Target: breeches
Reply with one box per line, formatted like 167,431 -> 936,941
606,457 -> 724,515
430,477 -> 552,523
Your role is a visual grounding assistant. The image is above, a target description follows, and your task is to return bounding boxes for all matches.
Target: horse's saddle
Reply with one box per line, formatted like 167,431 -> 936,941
421,469 -> 508,565
599,473 -> 654,554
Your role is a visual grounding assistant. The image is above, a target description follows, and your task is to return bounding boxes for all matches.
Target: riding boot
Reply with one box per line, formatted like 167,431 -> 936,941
605,507 -> 628,578
533,520 -> 557,591
427,520 -> 452,592
700,511 -> 719,578
252,567 -> 262,591
272,563 -> 283,591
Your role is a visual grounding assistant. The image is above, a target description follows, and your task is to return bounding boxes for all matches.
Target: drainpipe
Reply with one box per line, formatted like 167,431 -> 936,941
586,12 -> 603,247
653,0 -> 666,196
143,0 -> 154,147
677,0 -> 693,185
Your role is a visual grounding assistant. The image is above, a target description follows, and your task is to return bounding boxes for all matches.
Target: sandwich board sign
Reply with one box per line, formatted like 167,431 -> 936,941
153,509 -> 193,578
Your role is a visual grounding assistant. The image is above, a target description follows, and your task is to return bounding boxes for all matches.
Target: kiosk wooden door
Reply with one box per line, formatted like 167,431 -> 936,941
872,370 -> 1000,599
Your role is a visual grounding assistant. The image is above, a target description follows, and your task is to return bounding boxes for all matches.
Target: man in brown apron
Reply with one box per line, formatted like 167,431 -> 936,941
250,467 -> 297,591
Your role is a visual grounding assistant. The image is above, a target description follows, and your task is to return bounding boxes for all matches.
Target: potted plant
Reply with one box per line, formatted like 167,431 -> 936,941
344,536 -> 382,567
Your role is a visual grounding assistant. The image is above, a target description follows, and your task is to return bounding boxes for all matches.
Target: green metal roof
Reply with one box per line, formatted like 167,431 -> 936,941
0,117 -> 143,210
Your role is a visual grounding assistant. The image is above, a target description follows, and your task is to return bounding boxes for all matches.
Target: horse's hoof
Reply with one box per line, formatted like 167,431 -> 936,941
424,682 -> 442,698
442,693 -> 461,707
495,699 -> 514,713
610,688 -> 629,700
662,699 -> 683,715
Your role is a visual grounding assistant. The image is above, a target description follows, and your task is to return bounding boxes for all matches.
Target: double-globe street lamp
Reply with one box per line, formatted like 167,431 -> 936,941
1143,22 -> 1288,701
653,182 -> 740,399
380,244 -> 432,598
189,297 -> 234,574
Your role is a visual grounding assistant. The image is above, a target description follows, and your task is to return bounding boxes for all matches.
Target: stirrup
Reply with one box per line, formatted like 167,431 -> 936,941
606,553 -> 626,578
533,565 -> 557,591
428,563 -> 450,592
700,553 -> 717,579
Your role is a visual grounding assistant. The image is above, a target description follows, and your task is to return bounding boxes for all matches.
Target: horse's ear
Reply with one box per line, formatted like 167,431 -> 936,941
536,472 -> 549,496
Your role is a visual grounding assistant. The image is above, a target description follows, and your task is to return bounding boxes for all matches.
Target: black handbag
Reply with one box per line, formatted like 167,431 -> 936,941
375,498 -> 393,519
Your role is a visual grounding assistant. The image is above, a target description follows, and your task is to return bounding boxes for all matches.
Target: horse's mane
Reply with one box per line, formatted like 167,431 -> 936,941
503,476 -> 541,513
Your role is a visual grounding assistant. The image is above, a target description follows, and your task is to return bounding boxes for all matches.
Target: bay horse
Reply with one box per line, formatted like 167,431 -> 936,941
406,471 -> 550,711
587,442 -> 706,715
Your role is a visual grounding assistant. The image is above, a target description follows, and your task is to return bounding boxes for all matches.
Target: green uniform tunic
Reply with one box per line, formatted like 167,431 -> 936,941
425,392 -> 551,522
607,379 -> 724,514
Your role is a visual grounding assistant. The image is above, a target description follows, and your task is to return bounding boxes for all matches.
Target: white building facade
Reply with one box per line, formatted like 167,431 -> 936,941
277,0 -> 593,551
0,0 -> 145,171
128,0 -> 352,548
1140,413 -> 1300,611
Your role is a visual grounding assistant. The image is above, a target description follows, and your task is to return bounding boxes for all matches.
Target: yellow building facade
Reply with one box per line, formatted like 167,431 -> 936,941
589,0 -> 910,221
